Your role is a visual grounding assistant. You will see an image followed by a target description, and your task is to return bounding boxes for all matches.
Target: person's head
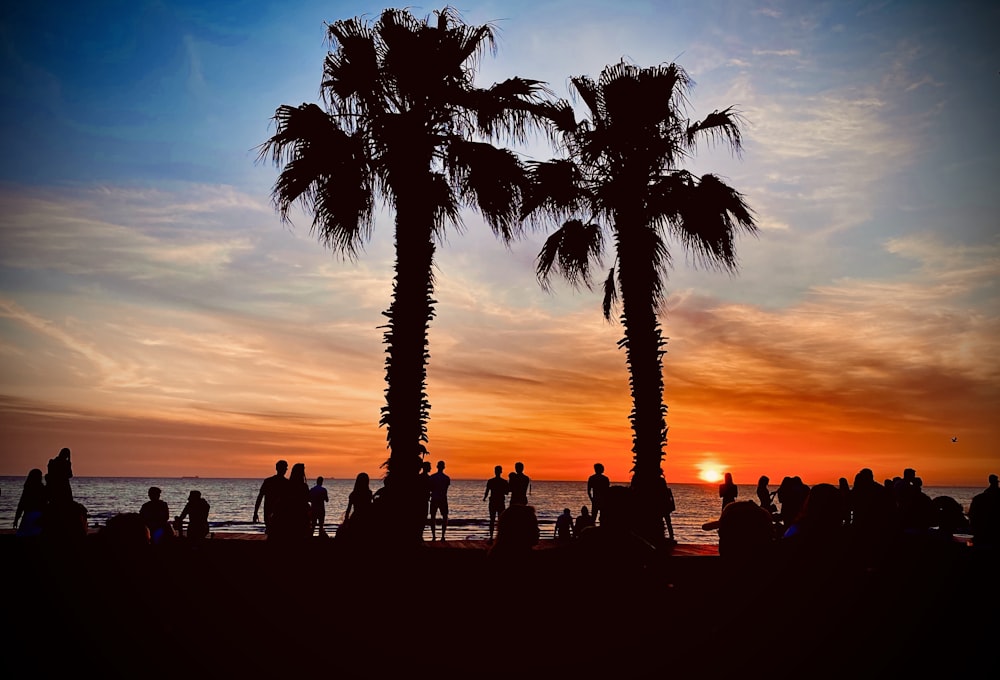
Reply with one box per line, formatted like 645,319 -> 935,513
724,472 -> 734,485
563,507 -> 571,516
316,476 -> 324,486
421,461 -> 431,474
25,468 -> 43,487
58,447 -> 71,461
355,472 -> 370,490
515,461 -> 524,473
580,506 -> 589,516
494,465 -> 503,476
989,474 -> 998,487
436,460 -> 445,472
594,463 -> 604,474
718,501 -> 774,561
276,460 -> 288,475
148,486 -> 161,501
758,475 -> 769,486
188,490 -> 201,501
290,463 -> 305,482
493,504 -> 539,550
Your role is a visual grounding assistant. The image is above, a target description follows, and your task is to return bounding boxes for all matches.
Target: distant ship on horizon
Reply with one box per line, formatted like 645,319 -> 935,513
180,476 -> 199,479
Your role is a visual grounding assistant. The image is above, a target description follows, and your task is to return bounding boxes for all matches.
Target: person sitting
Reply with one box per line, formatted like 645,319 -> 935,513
554,508 -> 574,542
178,490 -> 210,541
139,486 -> 174,544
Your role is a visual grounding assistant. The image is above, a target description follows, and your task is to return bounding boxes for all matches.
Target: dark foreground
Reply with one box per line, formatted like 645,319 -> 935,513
3,534 -> 996,679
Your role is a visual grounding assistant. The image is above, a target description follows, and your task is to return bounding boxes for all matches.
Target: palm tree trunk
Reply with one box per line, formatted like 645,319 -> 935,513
375,179 -> 437,543
616,222 -> 670,544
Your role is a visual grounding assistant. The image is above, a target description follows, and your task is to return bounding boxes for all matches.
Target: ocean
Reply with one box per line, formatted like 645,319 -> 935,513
0,476 -> 982,545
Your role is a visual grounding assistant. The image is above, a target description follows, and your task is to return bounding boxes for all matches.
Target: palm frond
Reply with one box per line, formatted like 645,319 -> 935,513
535,219 -> 604,291
602,266 -> 618,321
522,159 -> 586,223
447,139 -> 526,241
658,172 -> 756,271
685,106 -> 746,155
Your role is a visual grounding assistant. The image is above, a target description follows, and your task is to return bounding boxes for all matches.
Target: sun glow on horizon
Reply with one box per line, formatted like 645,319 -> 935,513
697,463 -> 724,484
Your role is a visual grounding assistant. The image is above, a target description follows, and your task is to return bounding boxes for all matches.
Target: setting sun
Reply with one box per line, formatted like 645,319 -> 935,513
697,464 -> 724,484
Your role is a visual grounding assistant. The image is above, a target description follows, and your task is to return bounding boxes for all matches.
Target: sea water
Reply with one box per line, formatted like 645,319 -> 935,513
0,477 -> 981,545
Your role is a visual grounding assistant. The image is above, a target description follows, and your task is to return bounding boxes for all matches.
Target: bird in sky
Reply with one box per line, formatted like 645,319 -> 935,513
951,437 -> 958,443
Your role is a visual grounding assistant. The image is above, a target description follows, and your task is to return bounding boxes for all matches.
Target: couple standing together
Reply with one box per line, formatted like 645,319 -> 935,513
483,462 -> 531,542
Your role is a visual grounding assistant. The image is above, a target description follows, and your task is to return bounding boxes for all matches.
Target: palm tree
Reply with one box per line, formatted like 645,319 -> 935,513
259,6 -> 568,543
523,61 -> 756,543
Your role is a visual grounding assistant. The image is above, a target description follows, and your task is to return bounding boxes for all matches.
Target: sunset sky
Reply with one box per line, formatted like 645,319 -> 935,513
1,0 -> 997,486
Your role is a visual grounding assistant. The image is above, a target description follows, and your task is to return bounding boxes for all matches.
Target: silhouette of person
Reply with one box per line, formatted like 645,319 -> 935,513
554,507 -> 573,542
574,506 -> 595,537
282,463 -> 312,539
253,459 -> 289,535
660,474 -> 677,543
776,476 -> 809,532
756,475 -> 776,513
13,468 -> 45,537
344,472 -> 373,522
429,460 -> 450,541
717,500 -> 775,564
45,447 -> 73,505
719,472 -> 738,510
139,486 -> 173,544
487,503 -> 539,561
588,463 -> 610,522
309,476 -> 330,537
969,473 -> 1000,549
509,461 -> 530,506
483,465 -> 509,542
178,490 -> 210,540
419,460 -> 432,522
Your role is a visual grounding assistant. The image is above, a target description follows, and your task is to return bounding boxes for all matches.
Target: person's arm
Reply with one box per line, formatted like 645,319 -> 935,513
253,484 -> 264,522
587,478 -> 594,502
483,482 -> 489,502
13,496 -> 24,528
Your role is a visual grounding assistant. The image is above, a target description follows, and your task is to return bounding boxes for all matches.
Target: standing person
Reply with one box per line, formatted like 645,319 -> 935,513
252,459 -> 289,536
178,490 -> 210,541
344,473 -> 373,522
719,472 -> 738,510
661,474 -> 677,544
419,461 -> 433,526
483,465 -> 509,543
429,460 -> 451,541
45,447 -> 74,505
283,463 -> 312,539
969,473 -> 1000,549
588,463 -> 611,522
139,486 -> 173,544
509,462 -> 531,506
309,476 -> 330,537
13,468 -> 46,537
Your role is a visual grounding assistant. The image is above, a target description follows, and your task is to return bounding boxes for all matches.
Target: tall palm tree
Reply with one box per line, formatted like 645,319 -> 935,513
524,60 -> 756,543
259,6 -> 568,542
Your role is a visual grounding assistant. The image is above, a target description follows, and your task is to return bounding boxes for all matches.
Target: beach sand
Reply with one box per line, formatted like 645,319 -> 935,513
3,532 -> 994,679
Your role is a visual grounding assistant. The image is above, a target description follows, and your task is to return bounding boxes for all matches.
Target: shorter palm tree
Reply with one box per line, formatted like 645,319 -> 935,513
524,60 -> 756,543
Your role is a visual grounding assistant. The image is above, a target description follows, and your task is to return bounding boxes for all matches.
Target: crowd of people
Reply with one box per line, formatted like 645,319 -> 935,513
712,468 -> 1000,565
12,448 -> 999,560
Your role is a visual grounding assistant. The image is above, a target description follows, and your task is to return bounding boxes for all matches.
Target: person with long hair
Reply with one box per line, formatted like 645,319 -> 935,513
14,468 -> 46,537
